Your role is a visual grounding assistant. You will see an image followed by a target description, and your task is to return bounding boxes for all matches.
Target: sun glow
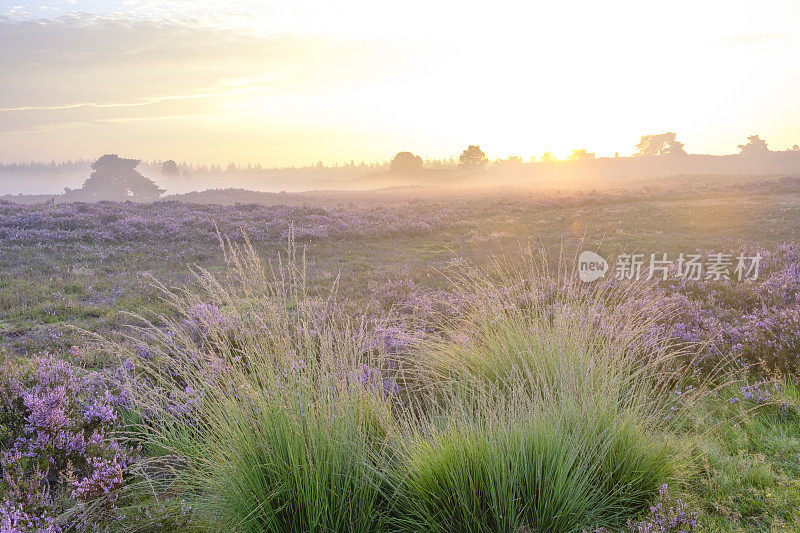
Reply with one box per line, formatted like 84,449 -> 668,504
2,0 -> 800,164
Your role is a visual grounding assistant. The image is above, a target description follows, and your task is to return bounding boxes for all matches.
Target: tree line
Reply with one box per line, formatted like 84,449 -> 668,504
388,133 -> 800,173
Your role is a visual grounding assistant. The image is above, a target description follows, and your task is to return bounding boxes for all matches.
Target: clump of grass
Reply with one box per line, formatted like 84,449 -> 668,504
396,252 -> 696,532
395,404 -> 672,532
112,236 -> 401,532
177,382 -> 394,532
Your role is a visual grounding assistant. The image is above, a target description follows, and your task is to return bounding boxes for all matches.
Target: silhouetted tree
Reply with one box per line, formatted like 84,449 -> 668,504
635,132 -> 682,156
738,135 -> 770,154
161,160 -> 179,178
792,144 -> 799,151
63,154 -> 164,202
458,145 -> 487,170
390,151 -> 423,173
567,149 -> 595,161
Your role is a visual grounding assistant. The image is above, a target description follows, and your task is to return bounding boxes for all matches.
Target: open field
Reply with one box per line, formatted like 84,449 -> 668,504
2,177 -> 800,531
6,0 -> 800,529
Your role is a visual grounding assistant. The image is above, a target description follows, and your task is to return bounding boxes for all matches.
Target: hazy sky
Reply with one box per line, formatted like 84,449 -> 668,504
2,0 -> 800,165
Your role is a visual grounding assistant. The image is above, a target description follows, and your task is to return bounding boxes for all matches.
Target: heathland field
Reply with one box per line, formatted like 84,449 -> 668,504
2,177 -> 800,531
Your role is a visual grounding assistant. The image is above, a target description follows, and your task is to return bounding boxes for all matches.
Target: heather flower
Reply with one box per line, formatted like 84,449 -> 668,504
71,450 -> 133,503
627,485 -> 698,532
736,380 -> 773,405
0,499 -> 61,533
0,354 -> 137,531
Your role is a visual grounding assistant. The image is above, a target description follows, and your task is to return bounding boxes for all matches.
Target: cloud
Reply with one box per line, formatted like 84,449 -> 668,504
0,74 -> 278,112
0,15 -> 413,132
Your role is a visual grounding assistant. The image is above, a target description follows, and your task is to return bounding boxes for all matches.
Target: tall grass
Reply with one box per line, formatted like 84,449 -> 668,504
395,252 -> 693,531
113,236 -> 400,532
111,240 -> 699,532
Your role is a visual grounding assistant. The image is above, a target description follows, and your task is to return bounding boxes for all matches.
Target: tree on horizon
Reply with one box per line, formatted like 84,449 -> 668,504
63,154 -> 164,202
458,145 -> 487,170
738,135 -> 770,155
389,151 -> 423,173
161,160 -> 179,178
567,149 -> 595,161
635,132 -> 687,156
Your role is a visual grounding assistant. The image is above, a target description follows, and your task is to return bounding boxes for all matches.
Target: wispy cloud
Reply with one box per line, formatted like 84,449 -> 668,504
0,15 -> 411,135
0,113 -> 215,136
0,74 -> 278,112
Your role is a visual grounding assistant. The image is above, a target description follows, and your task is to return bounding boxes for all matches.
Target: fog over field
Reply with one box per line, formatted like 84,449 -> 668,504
3,2 -> 800,532
2,142 -> 800,199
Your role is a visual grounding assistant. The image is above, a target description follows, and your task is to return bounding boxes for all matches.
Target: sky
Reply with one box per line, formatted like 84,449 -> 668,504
1,0 -> 800,165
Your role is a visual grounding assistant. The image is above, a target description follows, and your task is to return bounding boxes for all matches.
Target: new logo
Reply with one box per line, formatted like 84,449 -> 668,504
578,251 -> 608,282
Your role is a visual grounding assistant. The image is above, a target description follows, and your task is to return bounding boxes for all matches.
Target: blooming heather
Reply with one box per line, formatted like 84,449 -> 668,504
0,354 -> 136,531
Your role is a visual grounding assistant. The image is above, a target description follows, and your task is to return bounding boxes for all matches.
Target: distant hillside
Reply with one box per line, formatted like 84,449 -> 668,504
157,176 -> 800,207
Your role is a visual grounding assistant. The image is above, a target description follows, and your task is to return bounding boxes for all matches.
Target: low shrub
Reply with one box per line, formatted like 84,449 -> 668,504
0,352 -> 135,531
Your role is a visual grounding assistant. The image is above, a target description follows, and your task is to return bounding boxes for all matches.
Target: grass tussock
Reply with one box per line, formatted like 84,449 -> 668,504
396,254 -> 691,532
113,237 -> 399,532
